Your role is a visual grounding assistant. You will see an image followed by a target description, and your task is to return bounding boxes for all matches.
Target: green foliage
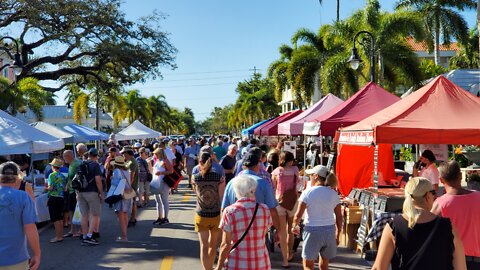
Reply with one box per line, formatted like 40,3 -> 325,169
449,28 -> 480,69
0,0 -> 177,92
399,146 -> 413,161
419,59 -> 448,79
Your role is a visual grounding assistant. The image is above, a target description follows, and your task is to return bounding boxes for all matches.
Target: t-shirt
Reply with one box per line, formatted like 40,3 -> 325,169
419,163 -> 439,185
66,159 -> 81,194
0,186 -> 37,266
193,171 -> 224,217
136,157 -> 149,182
213,145 -> 227,160
434,191 -> 480,256
82,160 -> 102,193
272,166 -> 299,199
221,169 -> 278,210
192,162 -> 225,178
220,155 -> 236,184
299,185 -> 340,226
184,144 -> 200,167
47,171 -> 65,198
126,158 -> 139,188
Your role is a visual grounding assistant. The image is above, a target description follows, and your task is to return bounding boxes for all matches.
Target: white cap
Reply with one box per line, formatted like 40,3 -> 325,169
133,142 -> 142,148
305,165 -> 329,178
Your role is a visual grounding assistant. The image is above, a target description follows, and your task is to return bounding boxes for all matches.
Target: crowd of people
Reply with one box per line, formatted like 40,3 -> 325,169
1,134 -> 480,270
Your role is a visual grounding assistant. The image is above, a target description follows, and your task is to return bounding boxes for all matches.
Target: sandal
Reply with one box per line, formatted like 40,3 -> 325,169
49,238 -> 63,243
63,233 -> 74,238
116,237 -> 128,242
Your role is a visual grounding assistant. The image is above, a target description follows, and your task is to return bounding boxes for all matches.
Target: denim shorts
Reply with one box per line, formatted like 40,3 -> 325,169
302,225 -> 337,260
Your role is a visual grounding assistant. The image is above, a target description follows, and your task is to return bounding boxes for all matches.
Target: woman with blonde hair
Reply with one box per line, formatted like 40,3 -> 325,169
373,177 -> 466,270
152,148 -> 173,225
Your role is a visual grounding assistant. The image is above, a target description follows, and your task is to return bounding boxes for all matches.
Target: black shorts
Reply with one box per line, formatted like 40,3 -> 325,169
48,196 -> 64,222
64,192 -> 77,212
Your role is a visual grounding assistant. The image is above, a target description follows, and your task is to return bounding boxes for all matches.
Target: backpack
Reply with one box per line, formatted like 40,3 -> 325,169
71,161 -> 93,191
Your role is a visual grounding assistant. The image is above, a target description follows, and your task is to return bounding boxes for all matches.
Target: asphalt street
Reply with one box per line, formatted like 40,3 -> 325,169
37,178 -> 371,270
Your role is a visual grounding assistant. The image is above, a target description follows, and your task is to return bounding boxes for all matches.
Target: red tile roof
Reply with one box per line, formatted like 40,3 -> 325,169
405,37 -> 459,52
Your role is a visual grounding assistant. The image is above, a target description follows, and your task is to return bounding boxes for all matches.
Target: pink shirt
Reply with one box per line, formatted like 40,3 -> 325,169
434,191 -> 480,256
420,163 -> 439,185
272,166 -> 299,199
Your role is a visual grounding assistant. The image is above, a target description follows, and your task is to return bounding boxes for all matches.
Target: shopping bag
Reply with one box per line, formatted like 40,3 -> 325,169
72,203 -> 82,225
150,177 -> 162,194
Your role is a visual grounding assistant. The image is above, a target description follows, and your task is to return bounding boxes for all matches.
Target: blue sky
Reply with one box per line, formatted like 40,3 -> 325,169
55,0 -> 477,121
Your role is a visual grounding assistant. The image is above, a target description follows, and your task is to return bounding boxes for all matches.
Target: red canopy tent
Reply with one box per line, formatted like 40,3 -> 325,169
254,109 -> 303,136
277,94 -> 344,136
304,82 -> 400,136
336,75 -> 480,196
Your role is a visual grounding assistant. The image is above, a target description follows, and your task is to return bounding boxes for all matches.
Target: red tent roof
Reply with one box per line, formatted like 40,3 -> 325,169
254,109 -> 303,136
339,75 -> 480,145
277,94 -> 344,136
309,82 -> 400,136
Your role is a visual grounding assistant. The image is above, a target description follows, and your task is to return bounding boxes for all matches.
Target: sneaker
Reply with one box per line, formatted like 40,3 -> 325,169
82,237 -> 99,245
159,218 -> 169,225
92,232 -> 100,239
187,184 -> 192,189
153,218 -> 162,225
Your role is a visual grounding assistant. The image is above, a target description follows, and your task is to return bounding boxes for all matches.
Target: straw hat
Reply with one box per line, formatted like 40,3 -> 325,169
50,158 -> 64,168
110,156 -> 126,167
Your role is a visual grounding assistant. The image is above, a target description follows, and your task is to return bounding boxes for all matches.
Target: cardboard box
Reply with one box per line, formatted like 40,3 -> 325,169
346,206 -> 362,224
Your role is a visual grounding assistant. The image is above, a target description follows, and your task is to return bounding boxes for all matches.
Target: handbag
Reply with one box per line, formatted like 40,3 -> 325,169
120,170 -> 137,200
164,168 -> 182,188
105,174 -> 125,205
278,174 -> 298,211
230,203 -> 259,252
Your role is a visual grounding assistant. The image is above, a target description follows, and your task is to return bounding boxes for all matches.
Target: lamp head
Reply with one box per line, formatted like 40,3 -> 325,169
12,53 -> 23,76
348,47 -> 362,70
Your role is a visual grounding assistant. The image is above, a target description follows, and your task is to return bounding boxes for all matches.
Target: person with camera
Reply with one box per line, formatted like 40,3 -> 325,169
413,149 -> 440,193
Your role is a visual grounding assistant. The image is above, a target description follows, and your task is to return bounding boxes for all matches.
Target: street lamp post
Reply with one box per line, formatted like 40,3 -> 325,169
348,30 -> 375,83
0,36 -> 24,76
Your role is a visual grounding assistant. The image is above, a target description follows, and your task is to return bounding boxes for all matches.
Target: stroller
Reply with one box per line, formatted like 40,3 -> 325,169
266,220 -> 304,253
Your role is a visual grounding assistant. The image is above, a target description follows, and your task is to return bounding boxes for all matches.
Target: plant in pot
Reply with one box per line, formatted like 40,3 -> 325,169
461,145 -> 480,168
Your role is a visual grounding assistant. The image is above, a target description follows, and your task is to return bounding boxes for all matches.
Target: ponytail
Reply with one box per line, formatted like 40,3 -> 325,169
403,177 -> 433,229
201,157 -> 212,178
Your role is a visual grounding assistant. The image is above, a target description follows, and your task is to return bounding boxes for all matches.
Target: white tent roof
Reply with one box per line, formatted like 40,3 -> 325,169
0,110 -> 65,155
30,121 -> 75,143
115,120 -> 162,141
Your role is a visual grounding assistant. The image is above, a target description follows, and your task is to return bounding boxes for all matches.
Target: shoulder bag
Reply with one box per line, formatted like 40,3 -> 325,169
278,173 -> 298,211
230,203 -> 259,252
120,170 -> 137,200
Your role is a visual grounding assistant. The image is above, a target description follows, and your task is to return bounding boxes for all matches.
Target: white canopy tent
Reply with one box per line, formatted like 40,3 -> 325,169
0,110 -> 65,155
115,120 -> 162,141
30,121 -> 76,143
63,124 -> 109,141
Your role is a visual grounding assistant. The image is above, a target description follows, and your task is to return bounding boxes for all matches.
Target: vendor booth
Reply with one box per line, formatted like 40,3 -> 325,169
63,123 -> 109,141
115,120 -> 162,141
241,118 -> 273,136
277,94 -> 344,136
254,109 -> 303,136
337,75 -> 480,252
30,121 -> 76,143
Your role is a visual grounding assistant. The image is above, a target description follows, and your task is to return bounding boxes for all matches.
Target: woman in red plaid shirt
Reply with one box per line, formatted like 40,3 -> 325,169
216,175 -> 273,270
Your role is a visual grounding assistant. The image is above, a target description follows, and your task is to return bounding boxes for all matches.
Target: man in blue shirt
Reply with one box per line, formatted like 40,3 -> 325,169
0,162 -> 40,270
221,149 -> 279,230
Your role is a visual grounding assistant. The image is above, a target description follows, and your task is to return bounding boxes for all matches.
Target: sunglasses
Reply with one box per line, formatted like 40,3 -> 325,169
426,190 -> 436,197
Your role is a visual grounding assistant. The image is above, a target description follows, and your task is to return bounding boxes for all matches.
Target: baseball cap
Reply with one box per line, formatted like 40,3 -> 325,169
133,142 -> 142,148
305,165 -> 329,178
88,148 -> 98,156
243,151 -> 260,167
200,145 -> 213,155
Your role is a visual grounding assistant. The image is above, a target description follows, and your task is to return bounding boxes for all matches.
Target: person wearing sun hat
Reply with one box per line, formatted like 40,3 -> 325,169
0,162 -> 40,270
46,158 -> 66,243
292,165 -> 342,270
110,156 -> 133,242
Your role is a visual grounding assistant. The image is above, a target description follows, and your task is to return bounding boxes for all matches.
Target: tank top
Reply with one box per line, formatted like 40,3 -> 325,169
193,171 -> 223,218
390,216 -> 454,270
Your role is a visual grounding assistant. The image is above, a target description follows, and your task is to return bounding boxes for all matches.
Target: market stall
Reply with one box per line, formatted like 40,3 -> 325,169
337,75 -> 480,252
254,109 -> 303,136
63,123 -> 109,141
30,121 -> 76,143
115,120 -> 162,141
241,118 -> 273,136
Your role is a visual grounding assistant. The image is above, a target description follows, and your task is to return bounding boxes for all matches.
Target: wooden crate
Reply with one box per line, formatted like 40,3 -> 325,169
346,206 -> 363,224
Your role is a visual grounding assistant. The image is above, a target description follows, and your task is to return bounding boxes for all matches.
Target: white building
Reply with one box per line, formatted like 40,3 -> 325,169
0,51 -> 16,82
17,105 -> 115,132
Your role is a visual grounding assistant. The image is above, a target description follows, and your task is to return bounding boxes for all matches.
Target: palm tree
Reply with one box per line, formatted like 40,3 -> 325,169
125,89 -> 152,124
395,0 -> 476,65
0,77 -> 55,120
146,94 -> 170,129
320,0 -> 425,94
449,28 -> 480,68
267,44 -> 293,101
318,0 -> 341,22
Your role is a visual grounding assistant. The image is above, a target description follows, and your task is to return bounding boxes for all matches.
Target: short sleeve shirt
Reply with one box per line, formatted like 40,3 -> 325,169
221,169 -> 278,210
184,144 -> 200,167
127,158 -> 139,186
0,187 -> 37,266
220,197 -> 272,270
47,171 -> 65,198
419,163 -> 440,185
66,159 -> 81,194
136,157 -> 149,182
299,185 -> 340,226
82,160 -> 102,193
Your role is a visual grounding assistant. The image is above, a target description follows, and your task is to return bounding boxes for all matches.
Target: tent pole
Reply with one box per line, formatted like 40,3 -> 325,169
29,156 -> 34,191
320,136 -> 323,165
372,144 -> 379,226
303,135 -> 306,170
73,143 -> 77,159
